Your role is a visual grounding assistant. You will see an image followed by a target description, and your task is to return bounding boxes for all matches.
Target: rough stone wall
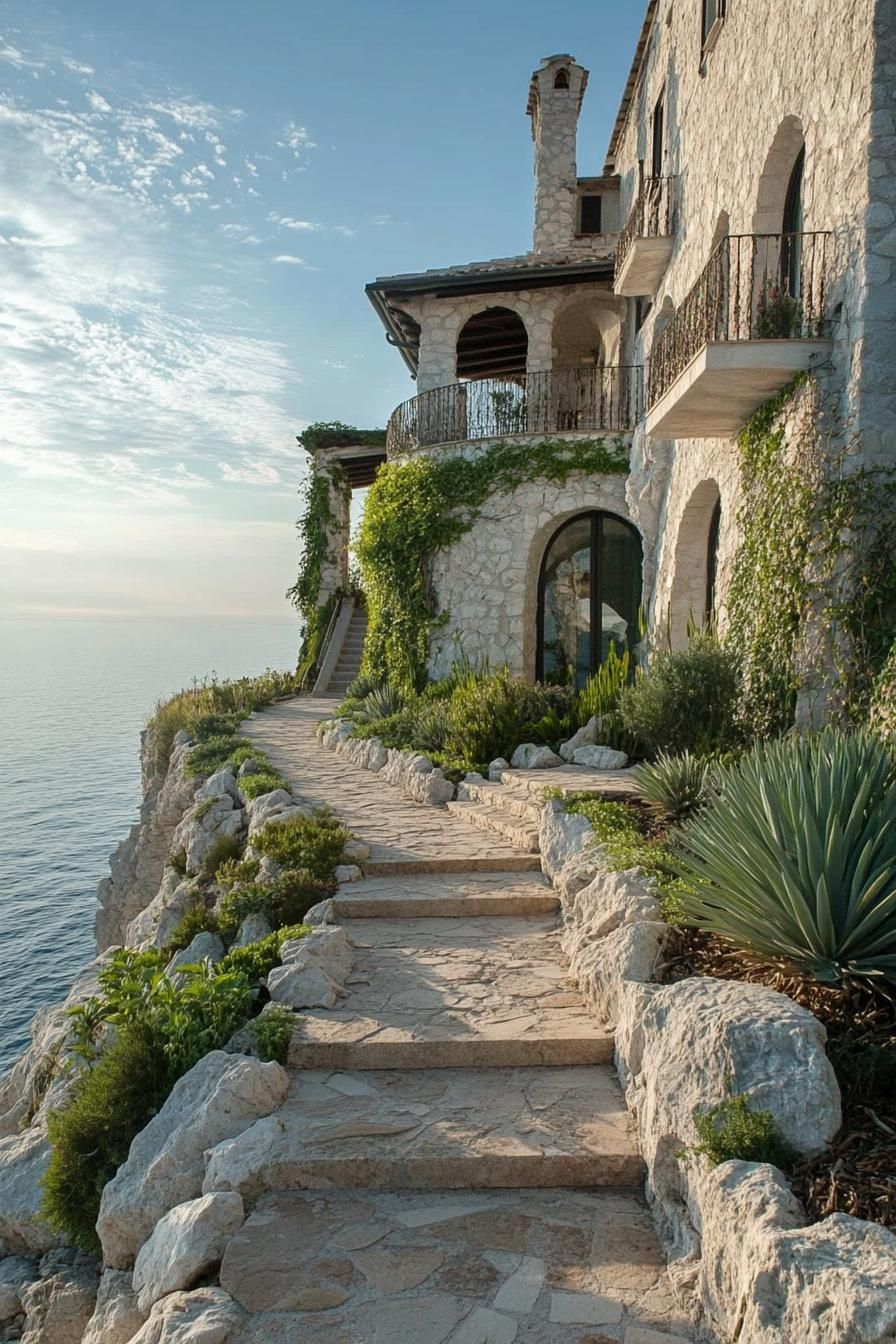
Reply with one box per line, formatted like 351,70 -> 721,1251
529,56 -> 588,253
609,0 -> 882,647
425,456 -> 639,680
312,454 -> 350,608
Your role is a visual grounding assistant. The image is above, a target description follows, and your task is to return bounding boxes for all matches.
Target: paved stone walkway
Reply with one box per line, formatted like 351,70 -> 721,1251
236,698 -> 694,1344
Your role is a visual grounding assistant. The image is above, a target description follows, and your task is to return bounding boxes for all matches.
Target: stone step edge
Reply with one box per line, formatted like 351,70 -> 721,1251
446,800 -> 541,854
459,778 -> 543,825
288,1034 -> 615,1070
260,1151 -> 645,1193
362,856 -> 544,875
332,892 -> 559,919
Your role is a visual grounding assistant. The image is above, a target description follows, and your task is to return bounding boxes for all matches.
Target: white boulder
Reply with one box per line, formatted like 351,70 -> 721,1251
203,1116 -> 285,1203
171,798 -> 243,879
133,1193 -> 245,1314
196,770 -> 240,804
244,791 -> 293,836
97,1052 -> 288,1269
488,758 -> 510,782
303,899 -> 334,927
538,800 -> 595,881
342,839 -> 370,864
0,1130 -> 57,1255
126,1287 -> 243,1344
566,920 -> 668,1024
125,876 -> 196,951
20,1254 -> 99,1344
232,914 -> 272,949
166,933 -> 225,981
510,743 -> 563,769
283,926 -> 353,983
334,864 -> 363,884
81,1270 -> 146,1344
266,961 -> 340,1010
559,716 -> 601,761
571,745 -> 629,769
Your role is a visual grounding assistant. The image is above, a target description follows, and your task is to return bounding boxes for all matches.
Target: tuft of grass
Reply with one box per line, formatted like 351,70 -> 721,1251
238,771 -> 290,800
635,751 -> 716,823
169,847 -> 188,877
692,1093 -> 797,1169
564,795 -> 690,925
185,736 -> 250,779
162,901 -> 220,959
202,833 -> 243,881
248,1005 -> 295,1065
219,924 -> 310,982
253,808 -> 348,878
215,856 -> 261,891
193,797 -> 217,822
147,670 -> 299,778
217,871 -> 332,937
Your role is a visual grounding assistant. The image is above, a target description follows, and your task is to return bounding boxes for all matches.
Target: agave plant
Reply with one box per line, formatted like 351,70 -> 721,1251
410,701 -> 452,754
635,750 -> 715,823
672,730 -> 896,984
357,683 -> 405,723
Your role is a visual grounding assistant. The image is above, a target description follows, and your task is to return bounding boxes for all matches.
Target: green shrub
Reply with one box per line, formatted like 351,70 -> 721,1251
635,751 -> 715,823
238,771 -> 290,800
357,684 -> 405,723
215,856 -> 261,891
576,643 -> 634,728
162,901 -> 220,958
43,1026 -> 173,1250
618,633 -> 740,757
193,797 -> 217,822
225,745 -> 259,768
217,872 -> 332,937
692,1093 -> 797,1168
673,729 -> 896,984
147,670 -> 298,777
192,711 -> 243,741
169,847 -> 188,876
407,700 -> 452,754
443,669 -> 551,768
202,833 -> 242,880
564,796 -> 690,924
249,1005 -> 296,1065
253,809 -> 348,878
186,735 -> 250,779
219,924 -> 310,981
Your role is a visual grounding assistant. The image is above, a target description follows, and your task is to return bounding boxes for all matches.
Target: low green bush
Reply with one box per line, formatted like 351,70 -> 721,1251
692,1093 -> 797,1168
169,847 -> 188,877
238,771 -> 290,800
219,923 -> 310,981
356,684 -> 405,723
253,809 -> 348,878
564,796 -> 689,924
193,797 -> 217,822
673,729 -> 896,984
162,900 -> 220,957
217,872 -> 332,937
186,735 -> 251,779
147,670 -> 298,777
635,751 -> 716,823
215,856 -> 261,891
442,668 -> 552,768
202,833 -> 242,880
249,1005 -> 296,1065
618,633 -> 741,758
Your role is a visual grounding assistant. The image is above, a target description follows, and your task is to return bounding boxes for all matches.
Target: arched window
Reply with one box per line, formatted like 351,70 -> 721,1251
554,69 -> 570,89
456,307 -> 528,380
782,146 -> 805,298
705,497 -> 722,623
537,511 -> 642,688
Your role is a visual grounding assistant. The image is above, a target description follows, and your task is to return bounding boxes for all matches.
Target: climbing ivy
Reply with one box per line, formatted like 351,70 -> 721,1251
287,457 -> 349,686
356,436 -> 629,694
297,421 -> 386,455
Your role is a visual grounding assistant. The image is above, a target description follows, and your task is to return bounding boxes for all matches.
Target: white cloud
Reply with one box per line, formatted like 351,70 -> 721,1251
0,40 -> 45,70
272,254 -> 307,265
219,458 -> 282,484
276,121 -> 315,162
86,91 -> 111,112
62,57 -> 95,76
271,214 -> 322,232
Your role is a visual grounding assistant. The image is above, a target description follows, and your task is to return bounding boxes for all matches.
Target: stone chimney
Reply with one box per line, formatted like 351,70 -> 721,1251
527,55 -> 589,253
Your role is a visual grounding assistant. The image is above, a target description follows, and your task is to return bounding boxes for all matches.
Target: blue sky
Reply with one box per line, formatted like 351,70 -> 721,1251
0,0 -> 644,619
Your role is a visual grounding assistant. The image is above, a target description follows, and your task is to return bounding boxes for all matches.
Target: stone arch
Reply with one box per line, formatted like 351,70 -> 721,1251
551,291 -> 623,368
667,479 -> 722,650
455,305 -> 529,381
553,68 -> 570,89
753,116 -> 805,235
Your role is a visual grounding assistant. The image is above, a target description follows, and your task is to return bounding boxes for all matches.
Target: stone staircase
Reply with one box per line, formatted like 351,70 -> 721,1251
232,700 -> 695,1341
317,603 -> 369,698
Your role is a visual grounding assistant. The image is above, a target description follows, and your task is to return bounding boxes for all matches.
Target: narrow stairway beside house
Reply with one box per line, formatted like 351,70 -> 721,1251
231,699 -> 694,1343
315,602 -> 369,698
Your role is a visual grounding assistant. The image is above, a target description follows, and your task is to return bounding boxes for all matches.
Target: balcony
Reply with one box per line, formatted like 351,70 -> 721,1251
614,177 -> 676,297
385,366 -> 644,456
646,231 -> 832,439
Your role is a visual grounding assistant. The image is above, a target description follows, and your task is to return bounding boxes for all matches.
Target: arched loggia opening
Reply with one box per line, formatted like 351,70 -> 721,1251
537,511 -> 642,688
456,307 -> 528,380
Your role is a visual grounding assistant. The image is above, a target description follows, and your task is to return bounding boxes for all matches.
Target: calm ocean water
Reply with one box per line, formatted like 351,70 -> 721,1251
0,617 -> 299,1077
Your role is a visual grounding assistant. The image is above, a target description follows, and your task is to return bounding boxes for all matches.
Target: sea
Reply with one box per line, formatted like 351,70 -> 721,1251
0,617 -> 300,1078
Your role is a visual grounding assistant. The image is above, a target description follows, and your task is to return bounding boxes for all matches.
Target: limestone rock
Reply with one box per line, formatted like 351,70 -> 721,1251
538,800 -> 594,881
170,797 -> 243,879
488,758 -> 510,782
566,920 -> 668,1024
126,1287 -> 243,1344
0,1257 -> 36,1323
283,926 -> 353,983
133,1193 -> 245,1314
97,1052 -> 289,1269
572,745 -> 629,769
510,743 -> 563,769
559,716 -> 600,761
166,933 -> 225,981
20,1254 -> 99,1344
0,1129 -> 57,1256
342,839 -> 370,864
236,760 -> 260,778
125,875 -> 196,951
302,899 -> 333,927
266,960 -> 340,1010
562,864 -> 660,938
81,1270 -> 146,1344
249,804 -> 310,841
232,914 -> 272,949
203,1116 -> 285,1203
196,770 -> 240,804
334,864 -> 363,884
244,791 -> 293,836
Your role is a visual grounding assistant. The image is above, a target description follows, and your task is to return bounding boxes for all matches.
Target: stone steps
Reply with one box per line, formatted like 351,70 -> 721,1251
446,799 -> 541,853
290,912 -> 611,1070
500,765 -> 642,802
363,853 -> 543,875
248,1066 -> 643,1192
332,870 -> 558,920
459,776 -> 545,825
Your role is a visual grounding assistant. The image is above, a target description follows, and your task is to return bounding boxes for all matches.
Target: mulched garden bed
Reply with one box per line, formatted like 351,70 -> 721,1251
659,926 -> 896,1230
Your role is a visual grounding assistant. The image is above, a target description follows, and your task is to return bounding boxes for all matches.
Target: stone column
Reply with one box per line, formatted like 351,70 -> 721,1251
311,453 -> 351,606
527,55 -> 589,253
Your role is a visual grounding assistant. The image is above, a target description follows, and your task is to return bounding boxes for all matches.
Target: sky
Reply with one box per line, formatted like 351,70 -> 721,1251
0,0 -> 645,620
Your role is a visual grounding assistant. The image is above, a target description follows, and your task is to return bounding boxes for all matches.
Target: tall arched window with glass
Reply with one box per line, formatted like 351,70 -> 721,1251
782,147 -> 805,300
537,512 -> 642,688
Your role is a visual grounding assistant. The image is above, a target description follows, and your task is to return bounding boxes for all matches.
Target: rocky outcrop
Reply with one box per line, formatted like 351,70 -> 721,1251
132,1194 -> 245,1314
97,1052 -> 288,1269
126,1287 -> 243,1344
81,1271 -> 145,1344
96,733 -> 198,952
20,1250 -> 100,1344
266,926 -> 354,1010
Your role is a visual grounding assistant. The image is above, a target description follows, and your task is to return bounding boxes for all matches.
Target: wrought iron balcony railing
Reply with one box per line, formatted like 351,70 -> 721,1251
615,176 -> 676,280
385,366 -> 644,456
647,230 -> 832,408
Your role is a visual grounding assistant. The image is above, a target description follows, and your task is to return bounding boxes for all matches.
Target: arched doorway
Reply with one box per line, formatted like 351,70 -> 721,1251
668,480 -> 722,650
537,511 -> 642,687
456,307 -> 528,380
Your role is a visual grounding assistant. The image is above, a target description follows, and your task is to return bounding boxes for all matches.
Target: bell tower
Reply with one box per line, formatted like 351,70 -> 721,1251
527,54 -> 589,253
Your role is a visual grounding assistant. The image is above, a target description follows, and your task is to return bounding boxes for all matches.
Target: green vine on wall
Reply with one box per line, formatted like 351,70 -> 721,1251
356,435 -> 630,694
287,453 -> 349,686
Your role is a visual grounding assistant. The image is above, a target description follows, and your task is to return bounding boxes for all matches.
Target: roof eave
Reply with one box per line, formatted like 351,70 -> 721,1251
604,0 -> 659,174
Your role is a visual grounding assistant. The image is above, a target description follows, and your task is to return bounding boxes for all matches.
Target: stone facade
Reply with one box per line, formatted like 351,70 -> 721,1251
352,3 -> 896,691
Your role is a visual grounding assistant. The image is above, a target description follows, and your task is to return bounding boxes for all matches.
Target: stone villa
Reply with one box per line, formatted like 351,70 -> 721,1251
307,0 -> 896,703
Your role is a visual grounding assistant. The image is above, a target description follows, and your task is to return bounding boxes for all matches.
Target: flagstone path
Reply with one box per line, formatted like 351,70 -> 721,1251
236,698 -> 694,1344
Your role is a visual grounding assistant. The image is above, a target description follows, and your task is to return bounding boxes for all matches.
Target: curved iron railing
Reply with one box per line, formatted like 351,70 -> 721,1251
647,230 -> 831,407
386,366 -> 644,456
616,176 -> 676,280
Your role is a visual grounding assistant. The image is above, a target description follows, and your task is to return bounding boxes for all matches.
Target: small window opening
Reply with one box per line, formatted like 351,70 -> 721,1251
651,90 -> 665,179
554,69 -> 570,89
579,196 -> 603,235
702,0 -> 727,49
635,298 -> 653,332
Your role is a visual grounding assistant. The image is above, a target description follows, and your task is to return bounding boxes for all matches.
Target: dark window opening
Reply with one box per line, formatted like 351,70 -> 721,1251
782,146 -> 805,298
705,497 -> 722,622
635,298 -> 653,332
651,90 -> 665,179
702,0 -> 726,47
537,511 -> 642,689
456,307 -> 528,380
579,195 -> 603,235
554,69 -> 570,89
